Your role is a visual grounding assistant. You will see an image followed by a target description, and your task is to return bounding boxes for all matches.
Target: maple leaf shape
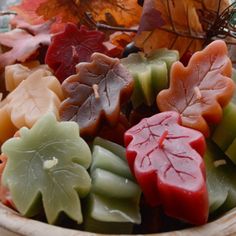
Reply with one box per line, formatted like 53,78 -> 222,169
87,0 -> 142,28
4,68 -> 63,129
11,0 -> 141,29
157,40 -> 235,137
10,0 -> 46,24
135,0 -> 204,57
124,111 -> 208,225
0,20 -> 51,70
1,113 -> 92,224
36,0 -> 81,24
59,52 -> 134,137
36,0 -> 141,28
45,23 -> 108,82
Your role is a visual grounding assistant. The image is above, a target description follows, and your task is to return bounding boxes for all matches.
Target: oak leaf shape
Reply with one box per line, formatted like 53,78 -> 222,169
36,0 -> 141,28
59,52 -> 134,137
0,20 -> 52,70
10,0 -> 46,25
124,111 -> 208,225
4,68 -> 63,129
45,23 -> 108,82
1,113 -> 92,224
157,40 -> 235,137
11,0 -> 141,29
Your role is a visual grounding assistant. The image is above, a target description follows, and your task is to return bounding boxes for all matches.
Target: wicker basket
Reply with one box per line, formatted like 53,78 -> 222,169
0,203 -> 236,236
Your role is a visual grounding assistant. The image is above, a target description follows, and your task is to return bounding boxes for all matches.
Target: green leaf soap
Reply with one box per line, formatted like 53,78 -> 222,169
212,103 -> 236,151
1,113 -> 92,224
212,69 -> 236,156
205,141 -> 236,214
121,49 -> 179,107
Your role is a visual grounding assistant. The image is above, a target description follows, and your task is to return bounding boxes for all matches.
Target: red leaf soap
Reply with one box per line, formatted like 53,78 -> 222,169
45,23 -> 108,82
157,40 -> 235,137
124,111 -> 208,225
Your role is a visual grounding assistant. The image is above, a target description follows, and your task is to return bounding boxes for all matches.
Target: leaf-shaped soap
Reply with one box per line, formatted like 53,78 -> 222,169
1,113 -> 92,224
5,62 -> 51,92
0,20 -> 51,70
157,40 -> 235,137
45,23 -> 108,82
121,49 -> 179,107
212,70 -> 236,163
4,68 -> 63,128
205,140 -> 236,214
60,52 -> 134,137
124,111 -> 208,225
35,0 -> 142,29
84,137 -> 141,234
212,103 -> 236,152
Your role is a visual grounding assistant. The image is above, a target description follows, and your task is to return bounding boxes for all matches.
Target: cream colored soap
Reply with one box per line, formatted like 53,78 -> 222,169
5,62 -> 51,92
5,69 -> 63,128
0,66 -> 64,143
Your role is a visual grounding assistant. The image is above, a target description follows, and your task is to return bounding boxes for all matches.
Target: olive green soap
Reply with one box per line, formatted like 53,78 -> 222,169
121,49 -> 179,107
205,140 -> 236,214
2,113 -> 92,224
84,137 -> 141,234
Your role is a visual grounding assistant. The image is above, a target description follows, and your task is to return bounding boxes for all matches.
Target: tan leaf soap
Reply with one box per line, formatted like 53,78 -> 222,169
5,62 -> 51,92
4,68 -> 64,128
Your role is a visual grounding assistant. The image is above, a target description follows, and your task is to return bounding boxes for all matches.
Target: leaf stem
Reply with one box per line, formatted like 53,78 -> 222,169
158,130 -> 168,149
92,84 -> 100,99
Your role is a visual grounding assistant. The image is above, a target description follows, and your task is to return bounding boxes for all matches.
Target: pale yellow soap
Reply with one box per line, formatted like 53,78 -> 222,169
5,69 -> 63,128
5,62 -> 52,92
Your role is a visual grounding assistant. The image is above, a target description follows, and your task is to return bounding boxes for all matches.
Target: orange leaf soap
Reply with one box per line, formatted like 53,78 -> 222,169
0,107 -> 17,145
3,68 -> 63,129
157,40 -> 235,137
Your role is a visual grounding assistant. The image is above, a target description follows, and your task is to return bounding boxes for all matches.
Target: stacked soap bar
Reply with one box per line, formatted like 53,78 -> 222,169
121,49 -> 179,108
84,137 -> 141,234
